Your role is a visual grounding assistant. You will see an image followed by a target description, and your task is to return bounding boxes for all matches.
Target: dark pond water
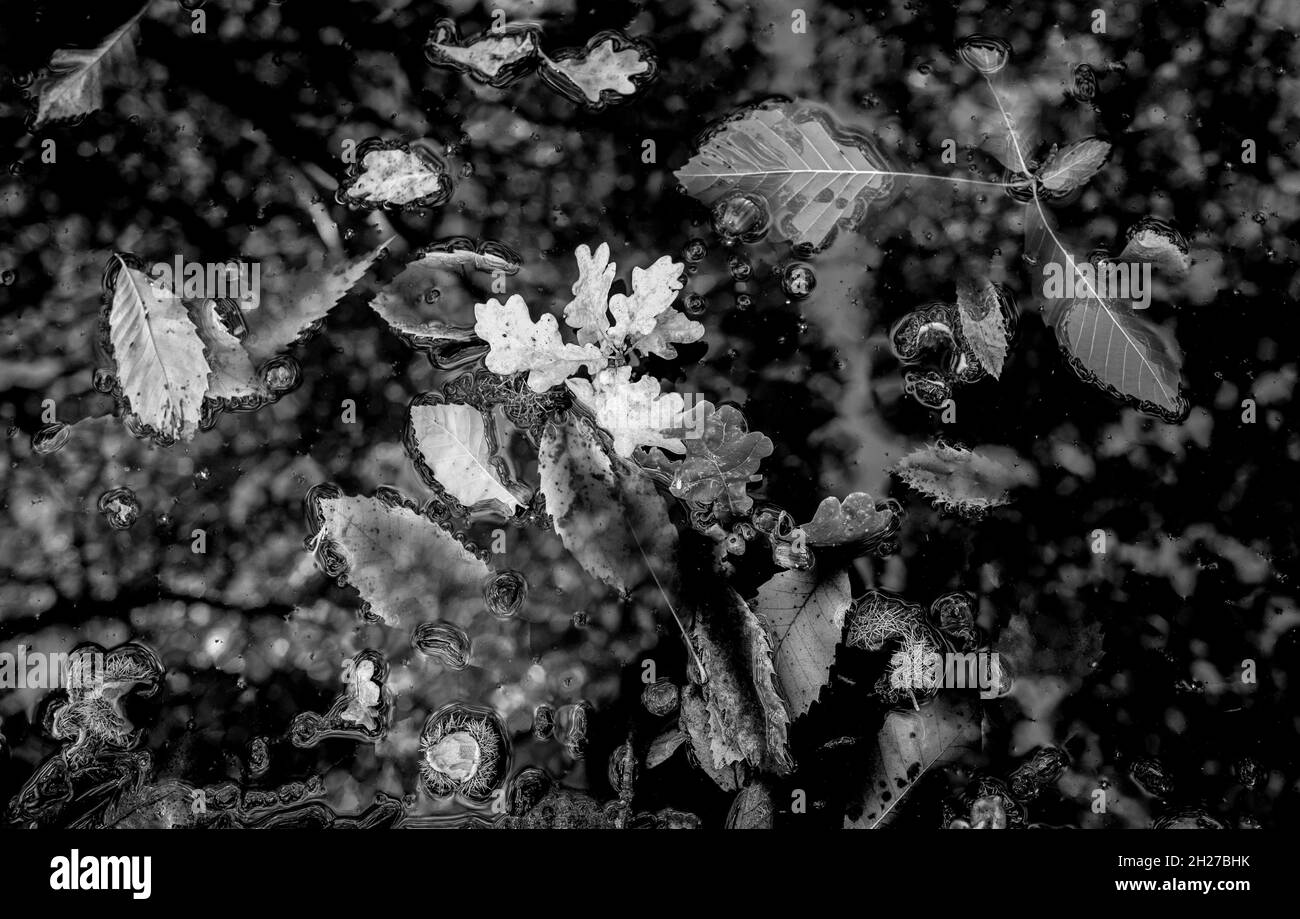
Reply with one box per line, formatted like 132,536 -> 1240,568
1,0 -> 1297,829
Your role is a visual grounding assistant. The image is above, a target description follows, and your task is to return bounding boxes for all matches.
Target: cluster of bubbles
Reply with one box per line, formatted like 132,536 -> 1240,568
750,504 -> 814,570
945,747 -> 1068,829
530,700 -> 591,758
497,752 -> 698,829
246,737 -> 271,778
99,775 -> 390,830
438,368 -> 568,442
889,287 -> 1018,410
845,590 -> 1008,706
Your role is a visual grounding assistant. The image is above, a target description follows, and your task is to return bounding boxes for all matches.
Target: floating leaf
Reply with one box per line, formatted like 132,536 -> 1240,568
243,240 -> 392,362
31,4 -> 146,127
955,279 -> 1009,379
107,256 -> 211,441
1117,217 -> 1190,276
754,568 -> 853,719
1036,137 -> 1111,194
423,19 -> 541,87
676,99 -> 897,251
369,238 -> 518,345
893,442 -> 1038,512
1053,294 -> 1186,420
413,237 -> 522,276
726,781 -> 776,829
475,294 -> 606,392
655,402 -> 773,513
844,694 -> 982,829
557,243 -> 701,359
646,727 -> 687,768
566,366 -> 700,457
370,245 -> 509,344
310,492 -> 490,627
629,304 -> 706,360
338,141 -> 452,210
538,31 -> 656,110
561,243 -> 617,346
407,401 -> 522,513
798,492 -> 902,549
537,415 -> 676,594
184,298 -> 262,402
690,587 -> 793,777
678,686 -> 740,791
1025,205 -> 1187,420
605,255 -> 696,354
987,73 -> 1187,421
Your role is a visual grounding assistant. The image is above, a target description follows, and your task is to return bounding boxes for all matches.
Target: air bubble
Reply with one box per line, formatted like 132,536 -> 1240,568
412,620 -> 471,670
781,263 -> 816,299
641,679 -> 679,717
608,741 -> 636,797
711,192 -> 771,243
506,766 -> 552,816
1128,756 -> 1174,797
957,35 -> 1011,75
247,737 -> 271,777
903,369 -> 952,409
929,592 -> 977,650
98,486 -> 141,530
483,569 -> 528,619
726,255 -> 752,281
1071,63 -> 1098,101
683,292 -> 707,318
532,703 -> 555,740
32,422 -> 71,455
555,701 -> 591,758
260,355 -> 301,394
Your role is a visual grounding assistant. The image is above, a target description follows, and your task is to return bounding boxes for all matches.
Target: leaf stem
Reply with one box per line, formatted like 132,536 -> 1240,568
980,73 -> 1033,176
626,516 -> 706,681
978,77 -> 1177,406
689,168 -> 1011,190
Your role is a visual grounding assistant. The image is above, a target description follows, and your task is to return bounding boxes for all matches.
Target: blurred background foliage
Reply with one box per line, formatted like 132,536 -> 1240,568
1,0 -> 1299,826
